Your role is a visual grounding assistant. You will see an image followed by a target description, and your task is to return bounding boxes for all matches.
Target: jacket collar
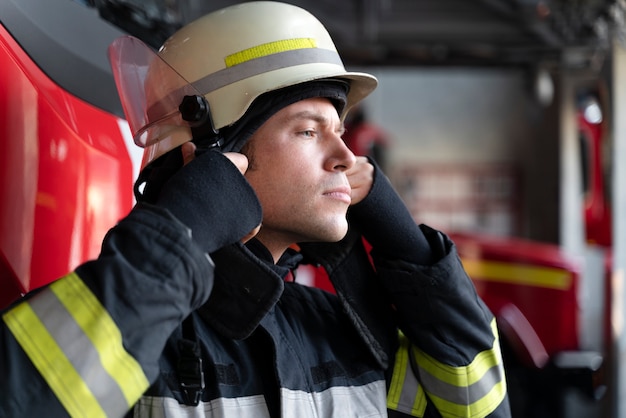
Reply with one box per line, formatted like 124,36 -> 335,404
197,240 -> 301,340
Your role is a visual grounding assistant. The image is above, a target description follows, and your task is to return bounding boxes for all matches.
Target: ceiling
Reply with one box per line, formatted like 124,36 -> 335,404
90,0 -> 623,70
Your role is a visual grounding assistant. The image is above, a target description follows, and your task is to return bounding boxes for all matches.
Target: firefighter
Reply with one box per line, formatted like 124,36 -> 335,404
0,2 -> 510,417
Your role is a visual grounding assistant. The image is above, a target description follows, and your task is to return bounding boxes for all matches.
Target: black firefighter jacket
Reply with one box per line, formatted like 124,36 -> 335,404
0,163 -> 510,418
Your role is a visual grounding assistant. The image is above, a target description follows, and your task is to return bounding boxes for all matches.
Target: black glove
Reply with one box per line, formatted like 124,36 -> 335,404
155,149 -> 262,254
348,158 -> 435,265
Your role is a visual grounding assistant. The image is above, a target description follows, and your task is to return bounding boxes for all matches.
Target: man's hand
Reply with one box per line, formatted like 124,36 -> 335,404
347,156 -> 374,205
347,157 -> 434,265
182,141 -> 249,173
181,142 -> 261,243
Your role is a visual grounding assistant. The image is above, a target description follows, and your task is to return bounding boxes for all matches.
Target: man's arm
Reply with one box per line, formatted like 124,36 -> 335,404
0,205 -> 213,417
349,159 -> 510,417
301,157 -> 510,417
0,150 -> 262,417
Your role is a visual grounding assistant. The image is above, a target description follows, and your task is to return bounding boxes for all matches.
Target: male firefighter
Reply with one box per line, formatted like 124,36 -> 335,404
0,2 -> 510,417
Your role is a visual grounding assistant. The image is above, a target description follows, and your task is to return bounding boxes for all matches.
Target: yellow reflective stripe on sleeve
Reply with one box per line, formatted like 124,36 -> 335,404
425,379 -> 507,418
2,272 -> 150,417
50,273 -> 149,404
387,333 -> 428,417
412,319 -> 507,417
3,302 -> 105,417
225,38 -> 317,67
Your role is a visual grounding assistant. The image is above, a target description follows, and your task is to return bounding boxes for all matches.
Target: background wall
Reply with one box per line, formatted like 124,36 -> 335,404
352,67 -> 561,243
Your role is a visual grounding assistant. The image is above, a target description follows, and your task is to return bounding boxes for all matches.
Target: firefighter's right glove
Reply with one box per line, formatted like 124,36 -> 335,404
155,149 -> 262,254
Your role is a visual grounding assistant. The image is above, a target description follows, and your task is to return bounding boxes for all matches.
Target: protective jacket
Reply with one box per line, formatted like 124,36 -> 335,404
1,160 -> 510,418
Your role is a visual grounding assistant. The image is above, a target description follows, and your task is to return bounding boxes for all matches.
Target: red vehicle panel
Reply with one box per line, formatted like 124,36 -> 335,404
0,23 -> 134,309
449,232 -> 580,363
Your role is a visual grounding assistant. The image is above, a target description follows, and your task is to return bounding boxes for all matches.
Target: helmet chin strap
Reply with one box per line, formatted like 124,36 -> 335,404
179,95 -> 224,152
191,128 -> 224,154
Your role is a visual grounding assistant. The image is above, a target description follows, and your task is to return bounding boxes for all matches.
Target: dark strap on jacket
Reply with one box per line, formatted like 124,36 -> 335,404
177,316 -> 205,406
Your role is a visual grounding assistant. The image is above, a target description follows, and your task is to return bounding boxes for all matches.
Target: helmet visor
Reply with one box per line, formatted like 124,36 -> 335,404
108,36 -> 202,147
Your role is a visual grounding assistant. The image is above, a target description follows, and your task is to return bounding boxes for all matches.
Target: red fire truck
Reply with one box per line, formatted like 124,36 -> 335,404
0,0 -> 609,416
0,0 -> 135,308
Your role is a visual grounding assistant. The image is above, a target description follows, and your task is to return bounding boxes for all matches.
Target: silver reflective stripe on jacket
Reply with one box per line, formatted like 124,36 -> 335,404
133,380 -> 387,417
388,319 -> 507,418
3,272 -> 149,417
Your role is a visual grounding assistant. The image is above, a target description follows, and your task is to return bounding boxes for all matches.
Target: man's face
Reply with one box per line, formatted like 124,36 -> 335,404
243,97 -> 356,254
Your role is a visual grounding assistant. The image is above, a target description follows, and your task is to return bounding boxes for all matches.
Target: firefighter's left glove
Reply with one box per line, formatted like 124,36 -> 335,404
348,158 -> 440,265
155,149 -> 262,254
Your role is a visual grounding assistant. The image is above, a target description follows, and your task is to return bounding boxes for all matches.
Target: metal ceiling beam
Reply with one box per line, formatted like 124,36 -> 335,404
474,0 -> 565,48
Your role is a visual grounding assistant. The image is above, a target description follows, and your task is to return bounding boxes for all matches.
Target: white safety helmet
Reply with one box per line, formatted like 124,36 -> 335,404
109,1 -> 377,169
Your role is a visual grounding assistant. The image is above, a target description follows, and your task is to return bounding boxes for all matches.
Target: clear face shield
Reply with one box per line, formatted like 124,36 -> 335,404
108,36 -> 216,153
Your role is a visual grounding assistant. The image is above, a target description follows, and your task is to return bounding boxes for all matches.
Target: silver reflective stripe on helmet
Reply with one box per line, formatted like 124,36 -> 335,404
147,44 -> 345,128
193,39 -> 344,95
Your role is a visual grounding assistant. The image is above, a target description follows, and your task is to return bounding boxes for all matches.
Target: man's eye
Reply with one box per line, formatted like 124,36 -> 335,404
301,130 -> 316,137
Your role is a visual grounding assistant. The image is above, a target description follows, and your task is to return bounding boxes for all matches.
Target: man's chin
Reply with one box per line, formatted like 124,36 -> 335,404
319,225 -> 349,243
299,224 -> 348,244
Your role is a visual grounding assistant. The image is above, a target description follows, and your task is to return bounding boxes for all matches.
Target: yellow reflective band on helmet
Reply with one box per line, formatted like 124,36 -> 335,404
387,332 -> 428,417
2,272 -> 150,417
413,319 -> 507,417
192,45 -> 343,97
225,38 -> 317,67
